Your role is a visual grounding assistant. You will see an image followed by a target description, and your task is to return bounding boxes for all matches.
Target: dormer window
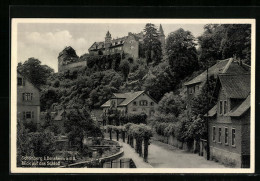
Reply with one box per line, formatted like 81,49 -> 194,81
219,100 -> 228,115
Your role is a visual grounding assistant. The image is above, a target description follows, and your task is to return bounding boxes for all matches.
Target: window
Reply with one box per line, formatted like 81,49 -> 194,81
23,93 -> 33,101
218,127 -> 222,143
150,102 -> 154,106
225,127 -> 228,145
18,77 -> 24,86
196,85 -> 199,91
132,108 -> 136,112
219,101 -> 223,115
212,126 -> 216,142
23,111 -> 34,119
232,128 -> 236,146
223,101 -> 227,114
139,100 -> 148,106
133,101 -> 137,106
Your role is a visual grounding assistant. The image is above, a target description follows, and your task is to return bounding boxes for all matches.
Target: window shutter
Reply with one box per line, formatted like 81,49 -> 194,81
22,93 -> 25,101
22,78 -> 25,86
23,112 -> 26,119
32,111 -> 34,118
31,93 -> 33,100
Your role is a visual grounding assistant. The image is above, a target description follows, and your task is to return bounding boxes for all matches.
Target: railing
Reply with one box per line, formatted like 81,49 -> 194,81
103,158 -> 136,168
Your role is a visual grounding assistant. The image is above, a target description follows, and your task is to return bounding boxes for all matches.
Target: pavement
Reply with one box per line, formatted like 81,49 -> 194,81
147,139 -> 226,168
105,134 -> 225,168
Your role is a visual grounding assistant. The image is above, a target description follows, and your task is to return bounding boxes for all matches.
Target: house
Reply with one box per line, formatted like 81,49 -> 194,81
17,71 -> 41,126
88,24 -> 165,59
206,71 -> 251,168
184,58 -> 250,109
100,91 -> 158,118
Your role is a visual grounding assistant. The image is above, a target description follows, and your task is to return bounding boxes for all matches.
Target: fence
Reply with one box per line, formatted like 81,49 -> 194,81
103,158 -> 136,168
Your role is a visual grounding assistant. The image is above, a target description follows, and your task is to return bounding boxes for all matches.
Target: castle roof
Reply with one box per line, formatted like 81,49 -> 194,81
159,24 -> 164,35
89,31 -> 143,51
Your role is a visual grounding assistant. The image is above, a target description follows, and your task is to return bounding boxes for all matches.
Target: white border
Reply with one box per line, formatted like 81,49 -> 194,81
11,18 -> 256,173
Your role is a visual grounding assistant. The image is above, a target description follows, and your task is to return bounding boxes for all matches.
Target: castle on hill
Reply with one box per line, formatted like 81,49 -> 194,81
58,24 -> 165,72
88,24 -> 165,58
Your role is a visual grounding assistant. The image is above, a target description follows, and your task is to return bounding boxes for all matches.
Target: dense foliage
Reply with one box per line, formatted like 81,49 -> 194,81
17,58 -> 54,87
198,24 -> 251,68
143,23 -> 163,66
166,28 -> 199,80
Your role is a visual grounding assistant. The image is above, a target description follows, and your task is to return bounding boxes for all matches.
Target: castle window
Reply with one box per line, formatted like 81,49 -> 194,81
132,108 -> 136,112
133,101 -> 137,106
150,102 -> 154,106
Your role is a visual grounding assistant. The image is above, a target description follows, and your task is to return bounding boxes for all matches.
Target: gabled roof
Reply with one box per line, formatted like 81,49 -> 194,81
101,91 -> 154,107
227,95 -> 250,117
184,59 -> 230,86
219,74 -> 250,99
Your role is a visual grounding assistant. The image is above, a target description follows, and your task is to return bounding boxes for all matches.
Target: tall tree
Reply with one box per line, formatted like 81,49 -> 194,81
166,28 -> 199,80
198,24 -> 251,67
119,59 -> 130,81
17,58 -> 54,87
143,23 -> 162,66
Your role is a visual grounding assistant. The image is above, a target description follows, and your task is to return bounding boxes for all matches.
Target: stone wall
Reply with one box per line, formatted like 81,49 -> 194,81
210,146 -> 241,167
59,61 -> 87,72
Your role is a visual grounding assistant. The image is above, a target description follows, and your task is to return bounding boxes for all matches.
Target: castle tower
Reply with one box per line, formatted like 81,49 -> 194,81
105,31 -> 112,53
158,24 -> 165,49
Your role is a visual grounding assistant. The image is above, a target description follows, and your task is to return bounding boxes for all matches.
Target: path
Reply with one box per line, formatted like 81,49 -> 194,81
120,141 -> 153,168
147,139 -> 226,168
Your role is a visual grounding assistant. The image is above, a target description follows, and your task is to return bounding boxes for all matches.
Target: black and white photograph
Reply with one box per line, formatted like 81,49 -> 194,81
10,18 -> 255,173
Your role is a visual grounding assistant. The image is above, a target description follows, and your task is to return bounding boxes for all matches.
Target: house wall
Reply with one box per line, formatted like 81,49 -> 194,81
125,93 -> 158,117
123,35 -> 139,59
17,73 -> 41,125
208,87 -> 250,167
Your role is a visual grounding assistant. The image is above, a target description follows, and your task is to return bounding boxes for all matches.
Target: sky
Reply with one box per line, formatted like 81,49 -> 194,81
17,22 -> 205,72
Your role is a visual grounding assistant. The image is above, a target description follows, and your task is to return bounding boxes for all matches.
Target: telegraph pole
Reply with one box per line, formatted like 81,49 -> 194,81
206,60 -> 210,160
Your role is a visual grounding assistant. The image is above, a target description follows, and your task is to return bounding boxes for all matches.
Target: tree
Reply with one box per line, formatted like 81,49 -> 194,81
166,28 -> 199,80
143,23 -> 162,65
158,92 -> 185,117
17,58 -> 54,87
17,119 -> 33,166
119,59 -> 130,81
198,24 -> 251,67
143,62 -> 176,101
64,108 -> 102,151
28,131 -> 56,157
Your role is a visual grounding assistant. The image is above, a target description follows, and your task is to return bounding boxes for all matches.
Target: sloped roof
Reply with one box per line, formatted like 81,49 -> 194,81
219,74 -> 250,99
184,59 -> 230,86
101,91 -> 145,107
205,104 -> 218,117
227,95 -> 250,117
184,58 -> 250,86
